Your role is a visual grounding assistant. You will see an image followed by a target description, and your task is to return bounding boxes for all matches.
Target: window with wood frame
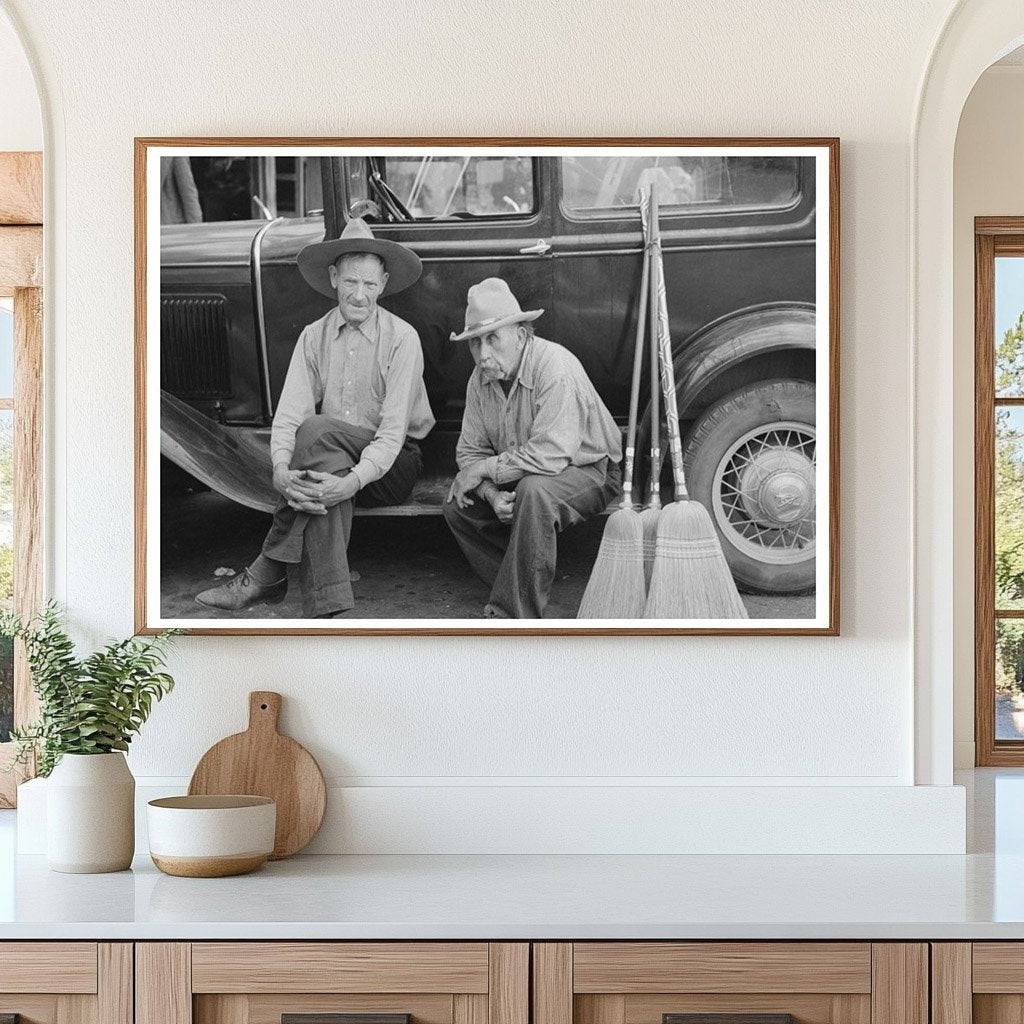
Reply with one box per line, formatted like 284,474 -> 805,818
974,218 -> 1024,764
0,151 -> 43,805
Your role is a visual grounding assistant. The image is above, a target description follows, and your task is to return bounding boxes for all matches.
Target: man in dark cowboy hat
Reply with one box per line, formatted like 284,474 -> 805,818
444,278 -> 622,618
196,218 -> 434,617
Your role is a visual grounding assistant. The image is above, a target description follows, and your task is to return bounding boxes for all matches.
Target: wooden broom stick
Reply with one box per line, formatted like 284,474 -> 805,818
621,237 -> 651,509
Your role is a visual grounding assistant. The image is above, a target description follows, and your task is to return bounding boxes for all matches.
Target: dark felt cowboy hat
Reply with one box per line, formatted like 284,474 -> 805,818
449,278 -> 544,342
297,217 -> 422,299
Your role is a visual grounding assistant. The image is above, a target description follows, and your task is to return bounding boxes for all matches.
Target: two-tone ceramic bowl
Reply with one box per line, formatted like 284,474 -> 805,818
147,795 -> 276,877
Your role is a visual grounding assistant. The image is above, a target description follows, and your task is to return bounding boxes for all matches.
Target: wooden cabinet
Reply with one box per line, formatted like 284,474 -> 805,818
0,942 -> 132,1024
0,938 -> 937,1024
136,943 -> 529,1024
931,943 -> 1024,1024
532,944 -> 928,1024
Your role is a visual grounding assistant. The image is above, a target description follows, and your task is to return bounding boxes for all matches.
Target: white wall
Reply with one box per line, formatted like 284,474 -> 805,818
0,0 -> 974,852
0,7 -> 40,150
952,65 -> 1024,768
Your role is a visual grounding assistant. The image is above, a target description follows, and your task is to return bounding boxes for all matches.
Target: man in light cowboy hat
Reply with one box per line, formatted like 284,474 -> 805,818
444,278 -> 622,618
196,218 -> 434,617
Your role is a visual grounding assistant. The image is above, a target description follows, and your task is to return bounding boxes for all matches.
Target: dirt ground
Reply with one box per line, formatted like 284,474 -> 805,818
160,491 -> 816,621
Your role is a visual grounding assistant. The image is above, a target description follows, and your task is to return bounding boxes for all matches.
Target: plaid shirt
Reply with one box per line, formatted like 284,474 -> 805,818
456,335 -> 621,485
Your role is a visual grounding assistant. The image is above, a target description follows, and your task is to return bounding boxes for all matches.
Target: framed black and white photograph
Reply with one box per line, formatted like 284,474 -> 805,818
135,138 -> 839,635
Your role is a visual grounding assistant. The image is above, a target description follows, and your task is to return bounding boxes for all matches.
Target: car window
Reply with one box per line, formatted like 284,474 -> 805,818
561,155 -> 802,217
378,156 -> 536,220
165,156 -> 324,223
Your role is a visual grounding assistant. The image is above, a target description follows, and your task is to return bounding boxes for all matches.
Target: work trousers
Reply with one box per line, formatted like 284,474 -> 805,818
261,415 -> 421,616
443,460 -> 620,618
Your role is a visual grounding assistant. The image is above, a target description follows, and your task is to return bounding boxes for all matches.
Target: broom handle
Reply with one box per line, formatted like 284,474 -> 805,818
642,186 -> 661,511
621,231 -> 651,510
650,184 -> 688,501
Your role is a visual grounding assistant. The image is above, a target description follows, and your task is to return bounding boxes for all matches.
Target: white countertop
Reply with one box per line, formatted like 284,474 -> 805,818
0,849 -> 1022,940
0,769 -> 1021,941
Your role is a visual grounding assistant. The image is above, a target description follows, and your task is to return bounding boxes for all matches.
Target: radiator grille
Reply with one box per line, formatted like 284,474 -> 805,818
160,293 -> 232,399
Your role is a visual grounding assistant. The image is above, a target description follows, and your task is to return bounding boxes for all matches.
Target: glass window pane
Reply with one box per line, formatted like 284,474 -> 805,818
302,157 -> 323,215
997,407 -> 1024,609
380,156 -> 535,220
0,298 -> 14,399
183,157 -> 264,223
998,620 -> 1024,740
996,256 -> 1024,396
0,408 -> 11,742
561,155 -> 801,216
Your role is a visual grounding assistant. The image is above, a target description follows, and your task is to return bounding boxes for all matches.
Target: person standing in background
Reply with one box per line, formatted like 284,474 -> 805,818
160,156 -> 203,224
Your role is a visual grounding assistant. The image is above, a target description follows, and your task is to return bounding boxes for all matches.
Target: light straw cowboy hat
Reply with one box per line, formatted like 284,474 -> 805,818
297,217 -> 422,299
449,278 -> 544,342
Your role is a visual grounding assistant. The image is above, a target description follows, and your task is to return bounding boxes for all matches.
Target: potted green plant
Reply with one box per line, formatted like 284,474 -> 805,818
2,603 -> 177,873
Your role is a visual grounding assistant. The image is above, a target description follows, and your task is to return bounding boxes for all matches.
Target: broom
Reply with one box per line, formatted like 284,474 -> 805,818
644,183 -> 748,620
577,216 -> 652,618
638,185 -> 662,589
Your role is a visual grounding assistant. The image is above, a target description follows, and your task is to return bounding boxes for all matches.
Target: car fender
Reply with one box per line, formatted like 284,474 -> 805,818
160,390 -> 278,513
672,302 -> 816,420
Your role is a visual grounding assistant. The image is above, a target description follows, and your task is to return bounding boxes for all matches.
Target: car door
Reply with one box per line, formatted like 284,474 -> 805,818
548,155 -> 648,425
339,154 -> 555,430
548,152 -> 815,425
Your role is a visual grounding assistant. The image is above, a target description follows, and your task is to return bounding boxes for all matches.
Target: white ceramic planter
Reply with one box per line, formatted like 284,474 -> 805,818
46,752 -> 135,873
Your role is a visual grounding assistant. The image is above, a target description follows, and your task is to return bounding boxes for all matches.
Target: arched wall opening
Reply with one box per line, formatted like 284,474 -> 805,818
914,0 -> 1024,784
0,5 -> 41,151
951,47 -> 1024,768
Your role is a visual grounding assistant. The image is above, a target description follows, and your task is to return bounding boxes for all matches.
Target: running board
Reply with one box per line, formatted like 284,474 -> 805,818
161,391 -> 621,517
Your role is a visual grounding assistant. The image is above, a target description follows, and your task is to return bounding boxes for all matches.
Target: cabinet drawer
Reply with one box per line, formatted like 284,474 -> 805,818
0,943 -> 130,1024
139,942 -> 528,1024
934,942 -> 1024,1024
572,944 -> 872,994
534,944 -> 925,1024
0,942 -> 98,993
973,943 -> 1024,992
191,943 -> 491,993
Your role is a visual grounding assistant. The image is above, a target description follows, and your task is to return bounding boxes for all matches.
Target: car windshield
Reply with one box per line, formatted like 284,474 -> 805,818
561,155 -> 802,215
373,156 -> 536,220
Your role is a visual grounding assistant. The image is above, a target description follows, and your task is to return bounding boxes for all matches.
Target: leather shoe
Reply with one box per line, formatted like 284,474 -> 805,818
195,569 -> 288,611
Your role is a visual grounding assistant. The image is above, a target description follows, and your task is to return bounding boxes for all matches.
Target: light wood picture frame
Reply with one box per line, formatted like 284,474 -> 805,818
0,150 -> 43,806
136,137 -> 840,636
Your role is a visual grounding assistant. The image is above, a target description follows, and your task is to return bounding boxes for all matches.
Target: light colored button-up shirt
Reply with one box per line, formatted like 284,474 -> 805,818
271,305 -> 435,488
456,335 -> 622,485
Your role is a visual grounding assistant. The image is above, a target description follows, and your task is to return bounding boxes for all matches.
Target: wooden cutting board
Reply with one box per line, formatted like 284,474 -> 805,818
188,691 -> 326,859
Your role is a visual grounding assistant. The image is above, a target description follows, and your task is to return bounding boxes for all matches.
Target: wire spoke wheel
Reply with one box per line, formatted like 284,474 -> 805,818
683,379 -> 817,594
712,421 -> 816,565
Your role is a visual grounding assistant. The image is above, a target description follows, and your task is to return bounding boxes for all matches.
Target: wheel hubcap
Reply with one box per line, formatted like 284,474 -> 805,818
712,422 -> 816,566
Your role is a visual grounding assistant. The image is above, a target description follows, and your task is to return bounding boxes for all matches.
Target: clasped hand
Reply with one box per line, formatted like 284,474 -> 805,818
487,488 -> 515,524
273,466 -> 359,514
447,466 -> 515,524
447,460 -> 489,508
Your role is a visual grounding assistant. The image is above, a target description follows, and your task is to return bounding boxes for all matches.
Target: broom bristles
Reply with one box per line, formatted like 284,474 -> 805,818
577,507 -> 647,618
644,500 -> 748,619
639,504 -> 661,590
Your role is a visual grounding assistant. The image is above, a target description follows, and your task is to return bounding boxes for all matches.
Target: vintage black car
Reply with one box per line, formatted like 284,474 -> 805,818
160,153 -> 817,593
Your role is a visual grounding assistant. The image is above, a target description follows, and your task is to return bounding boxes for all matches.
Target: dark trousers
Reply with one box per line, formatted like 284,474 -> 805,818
262,415 -> 421,616
443,461 -> 620,618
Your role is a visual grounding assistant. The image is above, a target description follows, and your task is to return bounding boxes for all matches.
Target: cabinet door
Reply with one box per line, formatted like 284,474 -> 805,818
0,942 -> 132,1024
137,943 -> 528,1024
937,943 -> 1024,1024
534,943 -> 927,1024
